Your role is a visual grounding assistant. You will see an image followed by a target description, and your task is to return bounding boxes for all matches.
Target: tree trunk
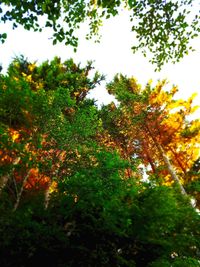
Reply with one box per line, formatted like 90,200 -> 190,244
13,170 -> 30,211
0,174 -> 10,195
156,143 -> 187,195
44,180 -> 54,209
0,157 -> 21,196
169,147 -> 187,174
145,125 -> 187,195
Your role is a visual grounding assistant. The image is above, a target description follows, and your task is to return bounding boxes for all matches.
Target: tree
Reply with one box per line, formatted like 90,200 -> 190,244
0,162 -> 199,266
0,57 -> 200,266
0,56 -> 104,210
1,0 -> 200,69
101,75 -> 199,200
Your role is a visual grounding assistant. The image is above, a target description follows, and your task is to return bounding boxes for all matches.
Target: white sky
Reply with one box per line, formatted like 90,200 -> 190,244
1,11 -> 200,114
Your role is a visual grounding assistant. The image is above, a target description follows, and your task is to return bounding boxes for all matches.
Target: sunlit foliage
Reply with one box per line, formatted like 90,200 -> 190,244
0,57 -> 199,266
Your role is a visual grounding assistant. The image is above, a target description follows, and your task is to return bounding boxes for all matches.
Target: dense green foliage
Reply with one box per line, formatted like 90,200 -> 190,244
1,1 -> 200,68
1,178 -> 200,266
0,57 -> 200,266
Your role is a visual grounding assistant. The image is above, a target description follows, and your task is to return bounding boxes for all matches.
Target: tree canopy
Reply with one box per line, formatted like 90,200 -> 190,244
102,75 -> 200,199
0,57 -> 200,266
1,0 -> 200,69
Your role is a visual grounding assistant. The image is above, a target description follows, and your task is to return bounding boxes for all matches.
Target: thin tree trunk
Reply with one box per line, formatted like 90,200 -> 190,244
145,125 -> 187,195
0,157 -> 21,196
13,170 -> 30,211
156,143 -> 187,195
169,147 -> 187,174
142,141 -> 157,174
0,174 -> 10,195
44,181 -> 52,209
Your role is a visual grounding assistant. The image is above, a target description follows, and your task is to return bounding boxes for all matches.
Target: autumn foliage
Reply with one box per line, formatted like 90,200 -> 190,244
104,75 -> 199,192
0,57 -> 200,266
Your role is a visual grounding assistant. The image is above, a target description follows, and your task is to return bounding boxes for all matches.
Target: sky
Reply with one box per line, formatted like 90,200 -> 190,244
1,10 -> 200,113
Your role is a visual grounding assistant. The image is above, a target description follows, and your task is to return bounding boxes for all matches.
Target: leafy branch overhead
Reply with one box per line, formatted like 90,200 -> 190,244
1,0 -> 200,69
